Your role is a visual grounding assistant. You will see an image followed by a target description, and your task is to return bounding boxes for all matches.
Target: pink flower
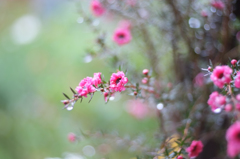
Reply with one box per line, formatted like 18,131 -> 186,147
113,28 -> 132,46
110,71 -> 128,92
68,133 -> 76,142
225,104 -> 232,112
211,1 -> 225,10
226,121 -> 240,157
186,140 -> 203,158
207,91 -> 226,112
236,94 -> 240,101
201,11 -> 208,17
126,99 -> 149,119
231,59 -> 237,66
210,66 -> 232,88
177,156 -> 184,159
103,92 -> 108,102
76,77 -> 96,97
194,72 -> 205,87
91,0 -> 105,17
235,72 -> 240,88
92,72 -> 102,87
143,69 -> 149,75
142,77 -> 148,84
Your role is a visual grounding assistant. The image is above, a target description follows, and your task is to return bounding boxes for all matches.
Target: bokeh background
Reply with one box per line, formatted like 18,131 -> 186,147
0,0 -> 159,158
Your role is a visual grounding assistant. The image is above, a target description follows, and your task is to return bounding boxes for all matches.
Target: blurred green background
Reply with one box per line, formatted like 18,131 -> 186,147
0,0 -> 159,158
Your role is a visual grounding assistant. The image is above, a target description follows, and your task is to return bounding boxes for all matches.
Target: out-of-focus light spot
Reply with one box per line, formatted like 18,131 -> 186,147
67,106 -> 73,111
82,145 -> 95,157
189,18 -> 201,28
109,96 -> 115,101
11,14 -> 41,45
77,17 -> 84,23
194,47 -> 201,54
210,7 -> 216,13
213,108 -> 221,114
63,152 -> 85,159
157,103 -> 164,110
230,13 -> 236,21
204,24 -> 210,30
210,23 -> 216,29
84,55 -> 92,63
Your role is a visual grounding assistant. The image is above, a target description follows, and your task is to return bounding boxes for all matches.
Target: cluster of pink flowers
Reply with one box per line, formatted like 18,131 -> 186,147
76,77 -> 97,97
113,21 -> 132,46
91,0 -> 105,17
226,122 -> 240,157
207,91 -> 226,112
211,1 -> 225,10
110,71 -> 128,92
210,65 -> 232,88
186,140 -> 203,158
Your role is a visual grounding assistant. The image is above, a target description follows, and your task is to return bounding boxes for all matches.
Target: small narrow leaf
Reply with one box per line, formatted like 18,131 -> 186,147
63,93 -> 70,100
70,87 -> 77,94
88,93 -> 94,103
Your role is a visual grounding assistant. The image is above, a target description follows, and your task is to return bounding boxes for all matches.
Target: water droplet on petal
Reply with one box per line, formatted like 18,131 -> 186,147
213,108 -> 221,113
67,106 -> 73,111
109,96 -> 115,101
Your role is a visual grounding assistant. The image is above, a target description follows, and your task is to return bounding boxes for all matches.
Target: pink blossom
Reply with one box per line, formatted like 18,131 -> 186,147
91,0 -> 105,17
103,92 -> 108,102
113,28 -> 132,46
211,1 -> 225,10
207,91 -> 226,112
177,156 -> 184,159
226,121 -> 240,157
110,71 -> 128,92
225,104 -> 232,112
186,140 -> 203,158
92,72 -> 102,87
236,94 -> 240,101
68,133 -> 76,142
201,11 -> 208,17
126,99 -> 149,119
194,72 -> 205,87
235,72 -> 240,88
76,77 -> 96,97
142,69 -> 149,75
142,77 -> 148,84
231,59 -> 237,66
210,65 -> 232,88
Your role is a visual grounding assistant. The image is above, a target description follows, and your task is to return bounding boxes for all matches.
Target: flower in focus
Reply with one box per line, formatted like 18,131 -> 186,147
235,72 -> 240,88
92,72 -> 102,87
110,71 -> 128,92
68,133 -> 76,142
91,0 -> 105,17
76,77 -> 96,97
210,65 -> 232,88
113,27 -> 132,46
226,121 -> 240,157
126,99 -> 149,119
211,1 -> 225,10
207,91 -> 226,112
186,140 -> 203,158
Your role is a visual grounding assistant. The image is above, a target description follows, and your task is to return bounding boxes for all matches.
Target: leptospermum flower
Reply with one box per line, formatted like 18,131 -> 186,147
226,121 -> 240,158
76,77 -> 96,97
113,27 -> 132,46
186,140 -> 203,158
235,72 -> 240,88
211,1 -> 225,10
207,91 -> 226,112
91,0 -> 105,17
92,72 -> 102,88
68,133 -> 76,142
110,71 -> 128,92
210,65 -> 232,88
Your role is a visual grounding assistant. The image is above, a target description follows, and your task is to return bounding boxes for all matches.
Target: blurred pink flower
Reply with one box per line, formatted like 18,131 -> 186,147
207,91 -> 226,112
91,0 -> 105,17
201,11 -> 208,17
113,28 -> 132,46
142,77 -> 148,84
235,72 -> 240,88
186,140 -> 203,158
211,1 -> 225,10
76,77 -> 96,97
226,121 -> 240,157
92,72 -> 102,87
194,72 -> 205,87
210,65 -> 232,88
110,71 -> 128,92
231,59 -> 237,66
103,92 -> 108,102
126,0 -> 137,6
225,104 -> 232,112
177,156 -> 183,159
126,99 -> 149,119
68,133 -> 76,142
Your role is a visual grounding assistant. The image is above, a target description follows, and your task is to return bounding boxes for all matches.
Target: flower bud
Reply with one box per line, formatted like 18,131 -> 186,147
225,104 -> 232,112
177,156 -> 184,159
134,91 -> 138,96
142,77 -> 148,84
68,133 -> 76,142
231,59 -> 237,66
142,69 -> 149,75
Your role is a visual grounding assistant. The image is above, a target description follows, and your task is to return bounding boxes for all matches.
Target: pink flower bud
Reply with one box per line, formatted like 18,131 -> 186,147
201,11 -> 208,17
68,133 -> 76,142
208,66 -> 212,71
231,59 -> 237,66
177,156 -> 184,159
225,104 -> 232,112
142,69 -> 149,75
142,77 -> 148,84
236,94 -> 240,101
